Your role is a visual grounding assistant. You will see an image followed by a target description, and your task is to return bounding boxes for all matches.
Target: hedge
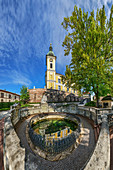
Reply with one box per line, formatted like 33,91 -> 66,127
0,102 -> 15,109
85,101 -> 96,107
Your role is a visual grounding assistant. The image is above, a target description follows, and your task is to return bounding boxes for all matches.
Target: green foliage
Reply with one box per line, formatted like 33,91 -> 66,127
21,104 -> 34,108
0,102 -> 15,109
20,85 -> 29,104
62,5 -> 113,107
32,119 -> 78,134
0,108 -> 10,111
29,102 -> 41,104
85,101 -> 96,107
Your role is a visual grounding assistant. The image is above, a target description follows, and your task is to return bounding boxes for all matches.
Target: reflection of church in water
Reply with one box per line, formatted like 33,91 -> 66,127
34,126 -> 73,141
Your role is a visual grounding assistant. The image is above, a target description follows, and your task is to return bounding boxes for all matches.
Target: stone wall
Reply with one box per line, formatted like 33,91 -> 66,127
28,88 -> 46,103
28,88 -> 83,103
84,115 -> 110,170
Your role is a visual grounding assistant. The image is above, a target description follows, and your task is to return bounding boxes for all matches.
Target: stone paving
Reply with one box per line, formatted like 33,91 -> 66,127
16,115 -> 95,170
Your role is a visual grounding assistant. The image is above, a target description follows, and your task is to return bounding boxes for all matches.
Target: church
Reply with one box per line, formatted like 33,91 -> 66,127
28,44 -> 77,103
45,43 -> 77,94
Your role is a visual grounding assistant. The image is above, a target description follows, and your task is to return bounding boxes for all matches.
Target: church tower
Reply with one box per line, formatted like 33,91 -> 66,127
45,43 -> 56,89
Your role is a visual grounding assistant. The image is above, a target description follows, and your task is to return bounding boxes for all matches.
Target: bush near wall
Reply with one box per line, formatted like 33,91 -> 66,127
85,101 -> 96,107
0,102 -> 15,111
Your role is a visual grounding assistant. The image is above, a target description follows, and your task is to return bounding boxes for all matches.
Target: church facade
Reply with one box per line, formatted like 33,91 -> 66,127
45,44 -> 77,95
28,44 -> 78,103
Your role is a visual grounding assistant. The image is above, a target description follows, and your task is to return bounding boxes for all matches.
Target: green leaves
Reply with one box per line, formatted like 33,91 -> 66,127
62,5 -> 113,107
20,85 -> 29,104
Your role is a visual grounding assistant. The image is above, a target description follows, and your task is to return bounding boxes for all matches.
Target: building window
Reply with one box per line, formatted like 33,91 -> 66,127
67,88 -> 69,92
34,94 -> 36,100
1,93 -> 4,98
50,75 -> 53,80
9,94 -> 11,99
58,131 -> 60,137
58,86 -> 61,91
1,99 -> 3,102
50,63 -> 53,68
15,96 -> 16,100
58,79 -> 61,83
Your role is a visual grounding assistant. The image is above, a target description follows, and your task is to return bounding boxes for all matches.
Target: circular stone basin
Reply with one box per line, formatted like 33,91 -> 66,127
28,114 -> 81,161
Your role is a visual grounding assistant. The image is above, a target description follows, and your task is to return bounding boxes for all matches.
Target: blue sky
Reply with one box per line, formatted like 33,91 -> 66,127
0,0 -> 113,94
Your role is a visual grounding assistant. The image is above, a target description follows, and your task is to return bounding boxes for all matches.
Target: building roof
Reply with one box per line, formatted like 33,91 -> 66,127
0,89 -> 20,96
47,43 -> 55,56
56,73 -> 63,76
101,95 -> 113,101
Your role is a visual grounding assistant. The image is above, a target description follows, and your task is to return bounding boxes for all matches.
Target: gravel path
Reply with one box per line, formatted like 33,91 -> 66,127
16,116 -> 95,170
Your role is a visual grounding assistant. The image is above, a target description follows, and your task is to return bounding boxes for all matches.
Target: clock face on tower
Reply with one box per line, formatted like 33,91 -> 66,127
50,58 -> 53,62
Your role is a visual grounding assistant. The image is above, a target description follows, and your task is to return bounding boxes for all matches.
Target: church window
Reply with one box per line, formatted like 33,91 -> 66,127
58,131 -> 60,137
58,86 -> 61,91
50,75 -> 52,79
50,63 -> 53,68
58,79 -> 61,83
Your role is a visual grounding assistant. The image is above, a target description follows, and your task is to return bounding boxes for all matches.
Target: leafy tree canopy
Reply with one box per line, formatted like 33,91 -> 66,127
62,5 -> 113,107
20,85 -> 29,104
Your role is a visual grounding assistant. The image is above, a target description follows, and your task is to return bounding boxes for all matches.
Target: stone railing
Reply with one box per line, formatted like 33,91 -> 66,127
29,128 -> 78,154
83,115 -> 110,170
28,113 -> 81,155
4,103 -> 111,169
3,112 -> 25,170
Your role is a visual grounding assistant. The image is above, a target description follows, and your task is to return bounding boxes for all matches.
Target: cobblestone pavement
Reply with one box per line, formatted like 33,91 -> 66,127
0,118 -> 5,170
110,127 -> 113,170
16,116 -> 95,170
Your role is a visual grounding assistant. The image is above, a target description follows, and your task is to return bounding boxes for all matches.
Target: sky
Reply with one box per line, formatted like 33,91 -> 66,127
0,0 -> 113,94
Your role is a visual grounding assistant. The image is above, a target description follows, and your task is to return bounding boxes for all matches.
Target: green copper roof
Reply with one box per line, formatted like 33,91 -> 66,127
47,43 -> 55,56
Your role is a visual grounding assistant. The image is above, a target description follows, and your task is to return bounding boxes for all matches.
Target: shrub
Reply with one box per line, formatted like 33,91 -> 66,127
0,108 -> 10,111
0,102 -> 15,109
29,102 -> 41,104
85,101 -> 96,107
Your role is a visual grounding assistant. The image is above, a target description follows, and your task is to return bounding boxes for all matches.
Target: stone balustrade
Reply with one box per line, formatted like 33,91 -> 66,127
4,103 -> 112,169
3,115 -> 25,170
84,115 -> 110,170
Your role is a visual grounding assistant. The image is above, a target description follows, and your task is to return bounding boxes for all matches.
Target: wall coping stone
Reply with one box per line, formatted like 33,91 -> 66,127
84,114 -> 110,170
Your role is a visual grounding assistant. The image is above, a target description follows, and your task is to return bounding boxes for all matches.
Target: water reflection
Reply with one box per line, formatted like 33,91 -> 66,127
32,118 -> 78,141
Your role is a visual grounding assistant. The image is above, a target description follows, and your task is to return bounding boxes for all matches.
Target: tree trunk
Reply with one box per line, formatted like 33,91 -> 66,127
95,89 -> 99,108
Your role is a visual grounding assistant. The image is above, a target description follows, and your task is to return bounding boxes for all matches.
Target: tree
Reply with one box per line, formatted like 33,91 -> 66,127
62,5 -> 113,107
20,85 -> 29,104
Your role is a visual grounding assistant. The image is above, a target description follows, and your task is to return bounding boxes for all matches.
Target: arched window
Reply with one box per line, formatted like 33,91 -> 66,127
50,63 -> 53,68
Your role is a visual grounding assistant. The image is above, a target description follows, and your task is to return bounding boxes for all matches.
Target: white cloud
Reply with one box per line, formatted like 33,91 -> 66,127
0,0 -> 112,87
0,70 -> 32,86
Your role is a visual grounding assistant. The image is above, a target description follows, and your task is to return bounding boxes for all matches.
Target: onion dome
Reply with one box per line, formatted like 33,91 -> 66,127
47,43 -> 55,56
